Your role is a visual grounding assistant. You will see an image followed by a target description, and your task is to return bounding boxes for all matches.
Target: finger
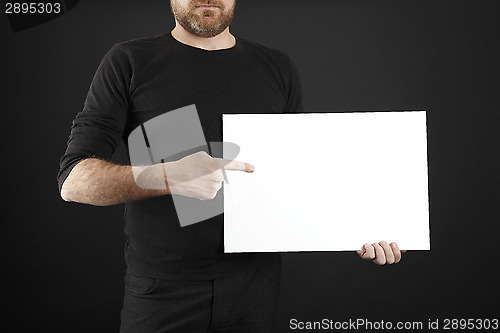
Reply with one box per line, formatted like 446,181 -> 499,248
379,240 -> 395,264
372,242 -> 386,265
198,182 -> 223,201
213,158 -> 255,173
357,243 -> 375,260
391,242 -> 402,263
208,169 -> 225,182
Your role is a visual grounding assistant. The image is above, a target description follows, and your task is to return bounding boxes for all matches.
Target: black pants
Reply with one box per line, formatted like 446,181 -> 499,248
120,258 -> 281,333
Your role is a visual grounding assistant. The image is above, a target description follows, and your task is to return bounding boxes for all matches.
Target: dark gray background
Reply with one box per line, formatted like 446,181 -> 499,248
2,0 -> 499,331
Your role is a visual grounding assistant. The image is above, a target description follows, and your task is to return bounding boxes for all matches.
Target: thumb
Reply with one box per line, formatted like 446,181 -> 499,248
358,243 -> 375,260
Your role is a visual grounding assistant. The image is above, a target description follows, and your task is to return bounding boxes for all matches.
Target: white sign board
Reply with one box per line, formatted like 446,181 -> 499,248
223,111 -> 429,252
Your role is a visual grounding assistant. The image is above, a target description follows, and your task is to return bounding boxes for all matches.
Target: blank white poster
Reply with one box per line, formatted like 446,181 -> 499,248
223,111 -> 429,252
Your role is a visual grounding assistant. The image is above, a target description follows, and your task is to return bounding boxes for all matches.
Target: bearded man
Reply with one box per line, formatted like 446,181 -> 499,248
58,1 -> 405,332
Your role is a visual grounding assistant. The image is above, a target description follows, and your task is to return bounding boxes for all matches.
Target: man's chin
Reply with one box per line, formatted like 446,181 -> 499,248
195,12 -> 220,21
180,10 -> 233,37
189,20 -> 225,35
192,29 -> 224,38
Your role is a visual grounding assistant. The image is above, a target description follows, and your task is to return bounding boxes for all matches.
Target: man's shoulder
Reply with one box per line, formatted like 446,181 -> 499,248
114,33 -> 168,50
104,33 -> 170,66
238,37 -> 292,63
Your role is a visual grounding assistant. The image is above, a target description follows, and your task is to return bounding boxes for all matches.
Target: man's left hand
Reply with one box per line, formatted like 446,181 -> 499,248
357,240 -> 407,265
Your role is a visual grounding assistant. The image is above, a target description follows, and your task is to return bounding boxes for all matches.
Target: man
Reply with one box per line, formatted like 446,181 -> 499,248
58,0 -> 404,331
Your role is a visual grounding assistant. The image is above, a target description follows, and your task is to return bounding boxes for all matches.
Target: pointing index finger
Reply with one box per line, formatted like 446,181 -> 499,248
212,158 -> 255,173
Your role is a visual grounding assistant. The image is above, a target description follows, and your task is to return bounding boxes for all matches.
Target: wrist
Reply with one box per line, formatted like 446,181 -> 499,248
131,164 -> 170,193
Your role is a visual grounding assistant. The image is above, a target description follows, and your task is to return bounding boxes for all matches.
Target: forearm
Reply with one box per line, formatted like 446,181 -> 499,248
60,158 -> 170,206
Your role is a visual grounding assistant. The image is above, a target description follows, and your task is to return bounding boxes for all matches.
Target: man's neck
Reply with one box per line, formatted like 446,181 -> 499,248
171,25 -> 236,51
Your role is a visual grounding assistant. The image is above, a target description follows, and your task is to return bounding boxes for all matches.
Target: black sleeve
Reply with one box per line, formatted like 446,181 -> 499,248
57,44 -> 133,193
283,55 -> 304,113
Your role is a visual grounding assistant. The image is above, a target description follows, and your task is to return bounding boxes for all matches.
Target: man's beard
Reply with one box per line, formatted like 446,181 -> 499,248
171,1 -> 235,38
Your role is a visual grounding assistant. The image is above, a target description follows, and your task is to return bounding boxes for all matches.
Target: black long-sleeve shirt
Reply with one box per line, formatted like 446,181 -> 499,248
58,32 -> 303,280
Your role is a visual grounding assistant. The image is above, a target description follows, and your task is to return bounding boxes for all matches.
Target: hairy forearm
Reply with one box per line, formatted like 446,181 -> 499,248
60,158 -> 170,206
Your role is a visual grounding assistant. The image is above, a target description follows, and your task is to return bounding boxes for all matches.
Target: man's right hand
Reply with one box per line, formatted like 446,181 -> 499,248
163,151 -> 255,200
